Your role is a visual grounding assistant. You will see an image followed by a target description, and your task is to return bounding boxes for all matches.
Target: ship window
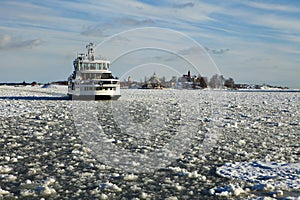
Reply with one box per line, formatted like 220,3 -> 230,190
95,74 -> 101,79
74,63 -> 78,70
103,63 -> 107,70
84,63 -> 89,70
101,73 -> 113,79
87,74 -> 96,79
90,63 -> 96,70
107,63 -> 110,69
96,63 -> 101,70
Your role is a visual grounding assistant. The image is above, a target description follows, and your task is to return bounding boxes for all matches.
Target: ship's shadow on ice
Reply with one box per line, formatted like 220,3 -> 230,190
0,96 -> 70,101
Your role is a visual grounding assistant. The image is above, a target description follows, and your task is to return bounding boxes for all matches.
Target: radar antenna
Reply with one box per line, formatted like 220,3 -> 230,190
86,42 -> 95,61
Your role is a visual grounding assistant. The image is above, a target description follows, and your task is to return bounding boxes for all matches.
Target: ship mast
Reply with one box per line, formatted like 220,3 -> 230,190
86,42 -> 95,61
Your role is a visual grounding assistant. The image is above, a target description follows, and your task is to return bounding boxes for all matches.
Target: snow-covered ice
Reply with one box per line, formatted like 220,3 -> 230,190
0,85 -> 68,117
217,161 -> 300,190
0,86 -> 299,199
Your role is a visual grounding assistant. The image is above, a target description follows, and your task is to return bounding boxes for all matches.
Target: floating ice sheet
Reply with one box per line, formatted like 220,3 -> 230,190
217,161 -> 300,190
0,85 -> 68,117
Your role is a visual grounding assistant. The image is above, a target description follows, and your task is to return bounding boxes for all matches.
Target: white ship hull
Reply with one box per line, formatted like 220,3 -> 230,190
68,84 -> 121,100
69,94 -> 121,100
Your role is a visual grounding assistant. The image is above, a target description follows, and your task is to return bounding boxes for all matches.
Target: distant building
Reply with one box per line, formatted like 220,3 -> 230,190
177,70 -> 208,89
141,72 -> 164,89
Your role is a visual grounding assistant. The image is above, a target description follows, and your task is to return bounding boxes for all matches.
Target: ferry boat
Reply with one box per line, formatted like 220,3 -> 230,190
68,43 -> 121,100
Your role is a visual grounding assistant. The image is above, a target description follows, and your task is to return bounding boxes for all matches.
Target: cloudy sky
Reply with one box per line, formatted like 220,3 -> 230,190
0,0 -> 300,88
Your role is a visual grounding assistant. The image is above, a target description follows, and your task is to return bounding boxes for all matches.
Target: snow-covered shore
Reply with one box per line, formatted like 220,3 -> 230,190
0,86 -> 299,199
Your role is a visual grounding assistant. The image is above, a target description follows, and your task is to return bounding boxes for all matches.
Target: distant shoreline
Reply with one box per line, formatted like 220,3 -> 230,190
227,89 -> 300,93
0,81 -> 68,86
0,83 -> 299,93
0,79 -> 298,90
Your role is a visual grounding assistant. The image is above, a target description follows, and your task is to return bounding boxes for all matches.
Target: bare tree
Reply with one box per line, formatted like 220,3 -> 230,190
224,77 -> 235,89
209,74 -> 224,88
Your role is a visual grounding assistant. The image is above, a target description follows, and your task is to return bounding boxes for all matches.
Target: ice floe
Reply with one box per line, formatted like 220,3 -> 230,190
217,161 -> 300,191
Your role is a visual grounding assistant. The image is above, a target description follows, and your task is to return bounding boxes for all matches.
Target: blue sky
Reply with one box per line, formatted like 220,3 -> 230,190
0,0 -> 300,88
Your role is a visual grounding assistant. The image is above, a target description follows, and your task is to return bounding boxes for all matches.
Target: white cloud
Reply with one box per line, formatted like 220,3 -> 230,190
172,2 -> 195,9
253,15 -> 300,33
0,34 -> 11,46
0,34 -> 42,50
81,25 -> 109,37
244,1 -> 300,12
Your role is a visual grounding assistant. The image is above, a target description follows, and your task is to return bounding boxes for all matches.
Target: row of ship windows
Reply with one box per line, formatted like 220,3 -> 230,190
75,63 -> 110,70
80,73 -> 113,80
81,87 -> 116,91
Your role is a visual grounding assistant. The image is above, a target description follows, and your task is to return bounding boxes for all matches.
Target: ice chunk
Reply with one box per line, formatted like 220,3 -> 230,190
99,182 -> 122,192
123,174 -> 138,181
0,188 -> 9,195
0,166 -> 13,173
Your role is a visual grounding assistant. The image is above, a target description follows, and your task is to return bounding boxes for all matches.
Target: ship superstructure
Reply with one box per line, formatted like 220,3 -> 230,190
68,43 -> 121,100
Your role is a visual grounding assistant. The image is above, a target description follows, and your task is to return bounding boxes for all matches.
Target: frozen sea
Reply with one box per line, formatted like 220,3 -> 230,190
0,85 -> 299,199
